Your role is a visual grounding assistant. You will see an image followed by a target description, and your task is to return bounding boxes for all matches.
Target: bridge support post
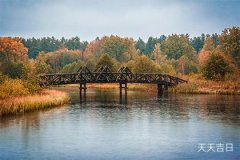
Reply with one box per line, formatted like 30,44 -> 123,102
157,84 -> 163,95
119,83 -> 127,93
157,83 -> 169,96
79,82 -> 87,102
164,83 -> 168,91
119,82 -> 127,104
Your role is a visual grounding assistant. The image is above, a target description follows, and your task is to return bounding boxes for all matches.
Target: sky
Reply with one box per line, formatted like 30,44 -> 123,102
0,0 -> 239,41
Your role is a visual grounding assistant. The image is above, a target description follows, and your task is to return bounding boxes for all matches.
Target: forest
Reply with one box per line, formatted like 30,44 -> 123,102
0,26 -> 239,101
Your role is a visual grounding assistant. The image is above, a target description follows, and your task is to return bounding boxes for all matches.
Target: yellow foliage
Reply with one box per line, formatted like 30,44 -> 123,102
0,79 -> 29,99
0,37 -> 28,63
0,89 -> 69,116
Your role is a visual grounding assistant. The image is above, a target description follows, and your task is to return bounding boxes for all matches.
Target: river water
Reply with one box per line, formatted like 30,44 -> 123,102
0,86 -> 240,160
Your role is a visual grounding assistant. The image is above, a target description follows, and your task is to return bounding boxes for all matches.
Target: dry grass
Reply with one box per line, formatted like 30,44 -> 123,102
62,83 -> 155,90
170,74 -> 240,94
88,83 -> 156,91
0,89 -> 69,116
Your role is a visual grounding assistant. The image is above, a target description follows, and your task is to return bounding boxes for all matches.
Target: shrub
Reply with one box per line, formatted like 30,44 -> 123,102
1,61 -> 24,79
0,79 -> 29,99
96,53 -> 116,71
202,53 -> 233,80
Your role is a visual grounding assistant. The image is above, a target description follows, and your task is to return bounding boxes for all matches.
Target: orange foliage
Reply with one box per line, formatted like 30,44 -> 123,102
83,39 -> 103,59
0,37 -> 28,63
198,49 -> 210,66
44,47 -> 82,72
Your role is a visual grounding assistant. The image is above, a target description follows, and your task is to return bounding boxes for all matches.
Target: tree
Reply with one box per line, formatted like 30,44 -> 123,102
151,43 -> 175,74
211,33 -> 219,48
22,37 -> 87,59
145,37 -> 159,55
96,54 -> 116,71
128,55 -> 160,73
101,35 -> 137,62
202,52 -> 233,80
0,37 -> 28,63
135,38 -> 145,54
83,39 -> 103,59
44,47 -> 82,73
163,34 -> 196,60
198,37 -> 215,66
0,37 -> 28,78
151,43 -> 161,62
35,52 -> 52,74
2,61 -> 24,78
177,55 -> 198,74
218,27 -> 240,67
61,61 -> 84,73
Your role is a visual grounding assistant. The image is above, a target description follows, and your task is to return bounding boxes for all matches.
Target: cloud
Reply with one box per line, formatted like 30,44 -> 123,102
0,0 -> 239,41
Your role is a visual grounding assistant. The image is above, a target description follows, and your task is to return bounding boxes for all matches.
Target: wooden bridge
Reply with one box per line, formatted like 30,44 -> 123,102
39,66 -> 187,96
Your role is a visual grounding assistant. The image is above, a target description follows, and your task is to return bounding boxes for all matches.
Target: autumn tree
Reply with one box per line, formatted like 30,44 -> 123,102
218,27 -> 240,67
61,61 -> 85,73
151,43 -> 161,62
101,35 -> 138,62
198,37 -> 215,66
0,37 -> 28,78
163,34 -> 196,60
83,39 -> 103,59
96,54 -> 116,71
35,52 -> 52,74
145,37 -> 160,55
163,34 -> 198,74
22,36 -> 88,59
202,52 -> 233,80
44,47 -> 82,73
0,37 -> 28,63
150,43 -> 175,74
127,55 -> 160,73
177,55 -> 198,74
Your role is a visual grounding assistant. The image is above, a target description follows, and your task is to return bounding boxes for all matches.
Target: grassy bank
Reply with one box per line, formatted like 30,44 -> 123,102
169,74 -> 240,95
66,83 -> 156,91
65,79 -> 240,95
0,89 -> 69,116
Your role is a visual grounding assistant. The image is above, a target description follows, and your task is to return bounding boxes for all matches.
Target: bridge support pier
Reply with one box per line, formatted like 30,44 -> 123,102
164,83 -> 168,91
79,83 -> 87,102
157,83 -> 169,95
119,83 -> 127,104
119,83 -> 127,94
157,84 -> 163,95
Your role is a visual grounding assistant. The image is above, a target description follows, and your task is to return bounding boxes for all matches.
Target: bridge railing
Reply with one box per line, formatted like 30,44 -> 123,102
39,66 -> 187,86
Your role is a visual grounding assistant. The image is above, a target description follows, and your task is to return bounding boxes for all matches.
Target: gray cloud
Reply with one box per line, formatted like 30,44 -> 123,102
0,0 -> 239,41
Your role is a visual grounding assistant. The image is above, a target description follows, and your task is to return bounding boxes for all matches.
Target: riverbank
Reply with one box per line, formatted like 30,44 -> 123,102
169,75 -> 240,95
66,83 -> 156,91
0,89 -> 69,116
65,76 -> 240,95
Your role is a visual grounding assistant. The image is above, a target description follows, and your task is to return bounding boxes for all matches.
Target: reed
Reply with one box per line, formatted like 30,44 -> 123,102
88,83 -> 154,90
169,74 -> 240,94
0,89 -> 69,116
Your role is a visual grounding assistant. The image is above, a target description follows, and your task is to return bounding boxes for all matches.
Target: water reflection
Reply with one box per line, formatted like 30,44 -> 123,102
0,86 -> 240,160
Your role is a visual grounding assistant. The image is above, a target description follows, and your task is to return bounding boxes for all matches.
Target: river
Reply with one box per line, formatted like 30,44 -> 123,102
0,86 -> 240,160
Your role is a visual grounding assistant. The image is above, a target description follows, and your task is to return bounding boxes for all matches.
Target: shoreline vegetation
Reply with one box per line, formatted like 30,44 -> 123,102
63,76 -> 240,95
0,89 -> 69,117
0,27 -> 239,116
170,75 -> 240,95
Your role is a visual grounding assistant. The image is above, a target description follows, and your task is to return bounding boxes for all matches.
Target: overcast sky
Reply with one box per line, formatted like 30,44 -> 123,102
0,0 -> 239,41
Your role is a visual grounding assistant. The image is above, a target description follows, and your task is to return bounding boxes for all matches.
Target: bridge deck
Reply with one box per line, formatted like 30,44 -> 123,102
39,66 -> 187,87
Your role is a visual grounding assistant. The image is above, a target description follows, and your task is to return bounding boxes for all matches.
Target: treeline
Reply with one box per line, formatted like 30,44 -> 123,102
0,27 -> 239,92
22,37 -> 88,58
135,33 -> 219,55
20,27 -> 238,80
22,33 -> 219,59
